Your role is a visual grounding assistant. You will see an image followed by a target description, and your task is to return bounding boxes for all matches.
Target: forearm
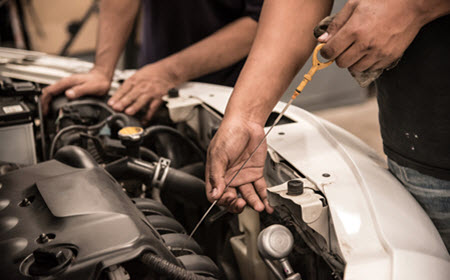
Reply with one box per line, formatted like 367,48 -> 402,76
152,17 -> 258,85
94,0 -> 140,79
417,0 -> 450,25
224,0 -> 332,125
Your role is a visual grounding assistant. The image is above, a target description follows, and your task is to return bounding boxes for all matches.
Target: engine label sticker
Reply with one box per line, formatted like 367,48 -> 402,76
3,105 -> 24,114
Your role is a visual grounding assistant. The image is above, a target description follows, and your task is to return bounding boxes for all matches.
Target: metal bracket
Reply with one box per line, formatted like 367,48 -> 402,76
151,157 -> 171,189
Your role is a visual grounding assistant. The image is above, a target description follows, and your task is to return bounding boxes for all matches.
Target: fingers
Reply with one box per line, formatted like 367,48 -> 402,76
320,1 -> 358,60
205,145 -> 228,203
41,72 -> 110,114
217,188 -> 247,214
65,80 -> 109,99
229,196 -> 247,214
254,177 -> 273,214
334,42 -> 366,69
40,90 -> 53,115
225,166 -> 263,187
125,94 -> 152,115
41,76 -> 81,115
216,180 -> 273,214
320,24 -> 354,61
110,86 -> 142,111
43,76 -> 81,97
107,80 -> 134,107
318,0 -> 356,44
348,55 -> 377,73
238,183 -> 264,212
143,99 -> 163,122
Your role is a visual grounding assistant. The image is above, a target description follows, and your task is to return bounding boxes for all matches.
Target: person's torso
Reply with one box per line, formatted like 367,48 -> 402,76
139,0 -> 262,86
375,14 -> 450,180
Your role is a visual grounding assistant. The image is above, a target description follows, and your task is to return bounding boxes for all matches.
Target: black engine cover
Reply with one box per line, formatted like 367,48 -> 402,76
0,160 -> 178,279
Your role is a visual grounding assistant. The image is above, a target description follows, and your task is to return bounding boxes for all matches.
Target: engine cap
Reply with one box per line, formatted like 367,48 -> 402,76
257,224 -> 294,259
118,126 -> 144,141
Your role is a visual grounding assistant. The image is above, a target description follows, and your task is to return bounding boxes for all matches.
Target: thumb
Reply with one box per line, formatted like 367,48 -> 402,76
65,82 -> 108,99
40,89 -> 53,115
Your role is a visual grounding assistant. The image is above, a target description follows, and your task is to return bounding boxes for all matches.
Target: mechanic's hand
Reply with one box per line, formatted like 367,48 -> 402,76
41,68 -> 111,115
205,117 -> 274,214
107,64 -> 176,123
318,0 -> 425,72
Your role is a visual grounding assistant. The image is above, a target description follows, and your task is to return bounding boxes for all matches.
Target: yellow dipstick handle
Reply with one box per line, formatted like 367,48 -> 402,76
292,43 -> 334,100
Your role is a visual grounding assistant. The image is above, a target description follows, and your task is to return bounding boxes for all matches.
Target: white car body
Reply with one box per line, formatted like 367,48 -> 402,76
1,47 -> 449,279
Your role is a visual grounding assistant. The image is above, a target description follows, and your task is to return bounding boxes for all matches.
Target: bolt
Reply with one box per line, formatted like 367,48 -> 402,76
38,233 -> 49,244
22,198 -> 31,206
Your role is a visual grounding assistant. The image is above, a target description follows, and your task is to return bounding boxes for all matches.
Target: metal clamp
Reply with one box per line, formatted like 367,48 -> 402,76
151,157 -> 171,189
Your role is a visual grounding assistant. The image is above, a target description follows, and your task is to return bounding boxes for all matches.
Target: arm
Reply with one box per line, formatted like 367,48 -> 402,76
41,0 -> 139,114
108,16 -> 258,121
318,0 -> 450,72
205,0 -> 332,213
92,0 -> 140,79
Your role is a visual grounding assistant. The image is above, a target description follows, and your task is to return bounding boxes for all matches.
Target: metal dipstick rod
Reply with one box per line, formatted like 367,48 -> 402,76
187,43 -> 334,241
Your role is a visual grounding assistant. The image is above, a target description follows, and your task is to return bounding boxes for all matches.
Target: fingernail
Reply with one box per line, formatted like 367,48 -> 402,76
255,202 -> 264,212
108,99 -> 115,106
66,89 -> 75,98
318,32 -> 330,42
211,188 -> 218,198
125,108 -> 134,115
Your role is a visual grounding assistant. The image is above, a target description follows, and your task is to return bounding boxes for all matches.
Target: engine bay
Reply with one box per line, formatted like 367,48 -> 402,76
0,69 -> 344,280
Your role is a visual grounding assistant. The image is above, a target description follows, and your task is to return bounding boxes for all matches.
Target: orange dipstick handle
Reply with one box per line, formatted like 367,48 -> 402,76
292,43 -> 334,99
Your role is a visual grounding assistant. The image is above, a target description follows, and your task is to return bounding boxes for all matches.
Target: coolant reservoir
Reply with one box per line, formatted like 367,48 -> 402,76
230,208 -> 274,280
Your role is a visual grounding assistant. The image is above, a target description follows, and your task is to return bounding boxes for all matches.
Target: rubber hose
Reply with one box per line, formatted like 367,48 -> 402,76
54,145 -> 98,168
49,125 -> 87,159
49,116 -> 112,158
140,147 -> 159,162
163,167 -> 208,204
65,99 -> 114,114
139,253 -> 214,280
143,126 -> 205,162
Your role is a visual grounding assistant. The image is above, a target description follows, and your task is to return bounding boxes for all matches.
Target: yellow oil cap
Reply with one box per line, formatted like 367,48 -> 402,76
118,126 -> 144,141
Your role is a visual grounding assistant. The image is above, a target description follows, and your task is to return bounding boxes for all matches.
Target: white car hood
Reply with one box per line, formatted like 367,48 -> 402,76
176,82 -> 450,280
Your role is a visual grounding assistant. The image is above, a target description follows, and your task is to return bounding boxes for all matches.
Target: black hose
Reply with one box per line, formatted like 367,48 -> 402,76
140,147 -> 159,162
163,167 -> 208,204
49,116 -> 111,159
54,146 -> 98,168
64,99 -> 115,114
139,253 -> 214,280
108,113 -> 129,125
49,125 -> 87,159
143,126 -> 205,162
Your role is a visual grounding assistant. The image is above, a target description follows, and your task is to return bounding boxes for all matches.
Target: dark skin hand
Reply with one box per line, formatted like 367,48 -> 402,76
318,0 -> 450,72
205,117 -> 273,214
107,64 -> 176,122
41,16 -> 257,122
41,68 -> 110,115
205,0 -> 332,213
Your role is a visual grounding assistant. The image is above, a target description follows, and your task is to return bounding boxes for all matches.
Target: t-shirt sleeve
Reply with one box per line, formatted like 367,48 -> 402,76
243,0 -> 264,21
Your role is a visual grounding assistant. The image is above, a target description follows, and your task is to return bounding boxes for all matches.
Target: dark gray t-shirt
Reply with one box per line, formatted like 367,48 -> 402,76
139,0 -> 263,86
376,15 -> 450,180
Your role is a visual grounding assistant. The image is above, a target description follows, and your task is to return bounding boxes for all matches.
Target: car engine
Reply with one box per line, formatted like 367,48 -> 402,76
0,55 -> 342,280
2,48 -> 448,280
